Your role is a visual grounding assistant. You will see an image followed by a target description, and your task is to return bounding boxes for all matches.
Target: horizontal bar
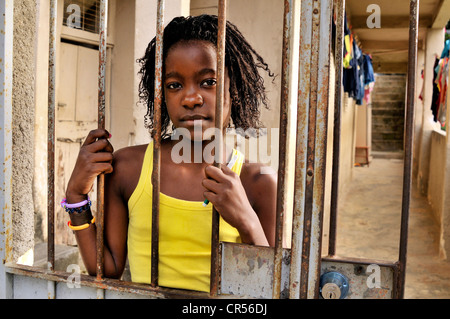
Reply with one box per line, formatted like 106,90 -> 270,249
5,263 -> 235,299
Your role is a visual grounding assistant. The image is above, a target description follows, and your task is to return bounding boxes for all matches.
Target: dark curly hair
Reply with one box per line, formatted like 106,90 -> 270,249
137,14 -> 275,139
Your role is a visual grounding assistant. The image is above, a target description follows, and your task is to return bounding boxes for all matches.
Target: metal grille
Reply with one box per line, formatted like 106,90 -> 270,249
0,0 -> 420,299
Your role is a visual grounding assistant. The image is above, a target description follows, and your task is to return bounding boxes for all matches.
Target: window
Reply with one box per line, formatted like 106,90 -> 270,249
63,0 -> 100,34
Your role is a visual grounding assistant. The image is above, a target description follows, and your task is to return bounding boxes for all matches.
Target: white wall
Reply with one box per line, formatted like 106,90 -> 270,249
416,28 -> 445,195
133,0 -> 191,146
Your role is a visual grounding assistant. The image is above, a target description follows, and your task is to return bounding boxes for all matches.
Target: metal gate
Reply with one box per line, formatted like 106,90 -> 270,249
0,0 -> 419,299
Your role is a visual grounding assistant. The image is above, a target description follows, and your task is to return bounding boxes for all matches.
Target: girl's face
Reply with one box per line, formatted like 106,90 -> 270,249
164,40 -> 231,141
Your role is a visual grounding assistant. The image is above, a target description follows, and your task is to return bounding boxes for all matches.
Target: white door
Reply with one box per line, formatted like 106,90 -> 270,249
55,42 -> 111,245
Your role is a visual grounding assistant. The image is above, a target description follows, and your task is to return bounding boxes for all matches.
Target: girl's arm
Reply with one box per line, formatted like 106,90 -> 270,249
202,163 -> 277,247
65,129 -> 128,279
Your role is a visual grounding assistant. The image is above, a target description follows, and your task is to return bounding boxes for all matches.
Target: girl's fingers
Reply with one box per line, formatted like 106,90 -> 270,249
84,136 -> 114,153
202,178 -> 221,194
204,165 -> 227,183
220,163 -> 235,176
82,129 -> 111,147
91,152 -> 114,163
95,162 -> 114,174
203,191 -> 218,204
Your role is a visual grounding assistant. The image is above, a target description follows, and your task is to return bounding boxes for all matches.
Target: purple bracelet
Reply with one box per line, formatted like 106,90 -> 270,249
61,197 -> 91,213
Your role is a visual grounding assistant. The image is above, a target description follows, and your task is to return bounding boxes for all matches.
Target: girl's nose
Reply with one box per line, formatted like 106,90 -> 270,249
182,90 -> 203,109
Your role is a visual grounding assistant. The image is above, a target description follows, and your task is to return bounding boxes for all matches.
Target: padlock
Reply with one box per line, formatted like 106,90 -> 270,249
319,271 -> 349,299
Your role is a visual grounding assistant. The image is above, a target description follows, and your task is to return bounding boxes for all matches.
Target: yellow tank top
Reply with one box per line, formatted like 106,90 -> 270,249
127,142 -> 243,292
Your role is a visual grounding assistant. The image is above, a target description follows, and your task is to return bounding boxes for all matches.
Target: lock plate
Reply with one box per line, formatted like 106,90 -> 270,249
321,283 -> 341,299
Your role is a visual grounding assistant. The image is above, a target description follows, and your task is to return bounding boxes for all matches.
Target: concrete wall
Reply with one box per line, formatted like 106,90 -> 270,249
442,138 -> 450,260
427,67 -> 450,260
13,0 -> 37,265
413,49 -> 425,179
416,28 -> 445,195
428,130 -> 446,257
415,27 -> 449,260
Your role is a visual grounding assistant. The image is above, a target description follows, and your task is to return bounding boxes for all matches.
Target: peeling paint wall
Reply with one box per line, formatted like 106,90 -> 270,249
12,0 -> 37,264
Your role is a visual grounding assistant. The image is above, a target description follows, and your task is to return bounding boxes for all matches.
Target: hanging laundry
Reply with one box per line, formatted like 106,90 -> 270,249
436,57 -> 448,129
341,12 -> 375,105
430,57 -> 440,122
430,38 -> 449,130
363,54 -> 375,104
343,14 -> 352,69
441,39 -> 449,59
363,54 -> 375,85
419,69 -> 424,101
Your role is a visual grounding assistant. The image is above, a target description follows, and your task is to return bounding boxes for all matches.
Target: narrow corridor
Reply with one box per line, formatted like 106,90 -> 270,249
336,155 -> 450,298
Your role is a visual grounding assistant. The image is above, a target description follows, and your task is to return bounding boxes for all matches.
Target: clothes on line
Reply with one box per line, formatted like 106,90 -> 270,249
340,12 -> 375,106
430,39 -> 449,131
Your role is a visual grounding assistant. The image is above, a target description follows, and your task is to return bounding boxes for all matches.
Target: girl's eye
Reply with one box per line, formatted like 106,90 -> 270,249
166,82 -> 181,90
201,79 -> 217,87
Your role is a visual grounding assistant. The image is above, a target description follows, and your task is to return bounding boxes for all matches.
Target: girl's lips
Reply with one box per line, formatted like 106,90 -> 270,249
180,114 -> 209,121
180,117 -> 211,126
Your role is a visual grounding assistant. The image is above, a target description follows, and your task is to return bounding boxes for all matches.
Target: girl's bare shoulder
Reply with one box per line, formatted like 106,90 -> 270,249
108,144 -> 149,198
113,144 -> 148,165
240,162 -> 277,207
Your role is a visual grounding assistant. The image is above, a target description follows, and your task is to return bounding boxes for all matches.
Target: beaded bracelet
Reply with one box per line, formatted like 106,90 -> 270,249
61,197 -> 91,214
68,217 -> 96,231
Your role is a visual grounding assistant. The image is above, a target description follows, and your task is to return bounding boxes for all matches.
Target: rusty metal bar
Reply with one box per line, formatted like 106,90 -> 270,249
300,0 -> 332,299
397,0 -> 419,299
47,0 -> 58,299
6,263 -> 220,299
151,0 -> 165,288
290,0 -> 332,299
305,0 -> 332,299
289,0 -> 311,299
96,0 -> 108,288
328,0 -> 345,257
210,0 -> 227,296
273,0 -> 294,299
47,0 -> 57,275
0,0 -> 14,300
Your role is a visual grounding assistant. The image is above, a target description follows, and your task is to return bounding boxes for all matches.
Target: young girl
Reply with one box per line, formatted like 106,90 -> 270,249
63,14 -> 277,293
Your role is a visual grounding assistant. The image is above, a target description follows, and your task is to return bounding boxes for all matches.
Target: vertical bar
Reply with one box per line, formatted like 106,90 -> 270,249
289,0 -> 312,299
47,0 -> 57,299
299,0 -> 320,298
0,0 -> 14,300
328,0 -> 345,257
397,0 -> 419,299
47,0 -> 57,275
273,0 -> 294,299
96,0 -> 108,287
210,0 -> 227,296
290,0 -> 332,299
305,0 -> 332,299
151,0 -> 164,288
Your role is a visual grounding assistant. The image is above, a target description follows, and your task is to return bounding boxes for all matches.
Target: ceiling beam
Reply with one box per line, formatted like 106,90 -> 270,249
360,40 -> 424,51
432,0 -> 450,29
349,15 -> 433,29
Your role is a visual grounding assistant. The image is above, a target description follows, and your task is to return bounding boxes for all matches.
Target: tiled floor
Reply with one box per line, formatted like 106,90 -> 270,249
335,157 -> 450,299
